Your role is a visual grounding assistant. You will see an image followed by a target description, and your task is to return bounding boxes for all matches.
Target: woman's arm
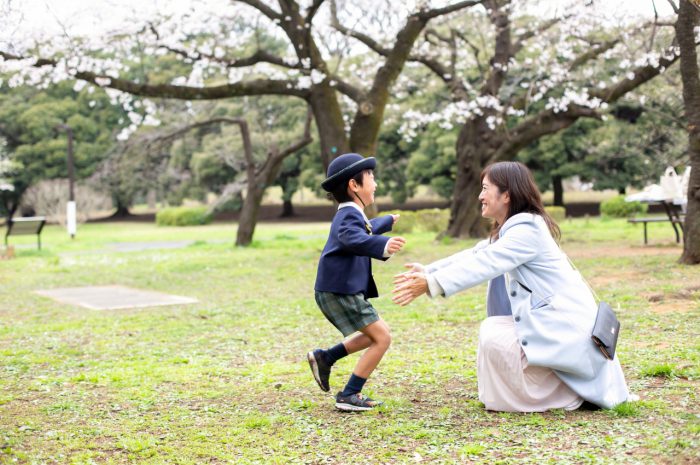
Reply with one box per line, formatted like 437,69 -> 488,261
393,221 -> 540,304
431,223 -> 539,297
424,239 -> 490,273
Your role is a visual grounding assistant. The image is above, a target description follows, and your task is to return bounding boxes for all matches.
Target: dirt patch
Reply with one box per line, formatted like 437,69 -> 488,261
649,299 -> 698,314
566,244 -> 683,260
639,285 -> 700,314
588,270 -> 647,288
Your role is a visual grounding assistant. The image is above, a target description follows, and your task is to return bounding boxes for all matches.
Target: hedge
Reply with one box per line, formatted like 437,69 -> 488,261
156,206 -> 213,226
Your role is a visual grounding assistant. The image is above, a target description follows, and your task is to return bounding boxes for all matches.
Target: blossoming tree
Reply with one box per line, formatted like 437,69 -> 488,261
378,0 -> 685,236
0,0 -> 482,167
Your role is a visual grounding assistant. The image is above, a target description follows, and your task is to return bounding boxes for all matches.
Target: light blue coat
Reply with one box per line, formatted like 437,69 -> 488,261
426,213 -> 630,409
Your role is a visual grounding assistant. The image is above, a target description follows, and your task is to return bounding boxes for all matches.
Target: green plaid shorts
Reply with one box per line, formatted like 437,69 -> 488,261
315,291 -> 380,337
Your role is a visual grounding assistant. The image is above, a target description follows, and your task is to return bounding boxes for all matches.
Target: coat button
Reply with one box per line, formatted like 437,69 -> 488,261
521,340 -> 528,346
514,316 -> 521,322
510,291 -> 517,297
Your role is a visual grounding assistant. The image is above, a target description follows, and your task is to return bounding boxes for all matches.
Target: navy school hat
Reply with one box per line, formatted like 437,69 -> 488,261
321,153 -> 376,192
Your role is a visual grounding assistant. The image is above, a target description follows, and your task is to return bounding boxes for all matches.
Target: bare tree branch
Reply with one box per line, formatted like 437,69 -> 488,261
665,0 -> 680,14
494,105 -> 603,160
327,77 -> 364,102
512,17 -> 563,55
454,29 -> 486,77
235,0 -> 282,21
591,47 -> 680,102
569,39 -> 620,71
133,117 -> 249,150
305,0 -> 325,22
0,51 -> 310,100
159,45 -> 302,70
329,3 -> 390,56
260,105 -> 314,174
417,0 -> 484,20
276,105 -> 314,159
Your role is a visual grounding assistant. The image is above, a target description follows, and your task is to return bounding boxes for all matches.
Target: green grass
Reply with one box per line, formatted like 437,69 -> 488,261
0,217 -> 698,464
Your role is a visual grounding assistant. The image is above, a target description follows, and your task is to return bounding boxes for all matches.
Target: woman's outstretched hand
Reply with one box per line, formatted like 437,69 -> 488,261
392,263 -> 429,306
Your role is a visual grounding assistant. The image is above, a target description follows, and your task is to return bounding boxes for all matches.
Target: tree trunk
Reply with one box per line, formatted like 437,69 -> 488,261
146,189 -> 157,210
309,85 -> 350,170
110,199 -> 131,218
552,175 -> 564,207
281,199 -> 294,218
236,182 -> 266,246
445,122 -> 493,237
235,109 -> 313,245
677,0 -> 700,264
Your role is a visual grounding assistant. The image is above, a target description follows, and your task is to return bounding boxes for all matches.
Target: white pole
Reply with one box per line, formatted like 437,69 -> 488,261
66,200 -> 77,239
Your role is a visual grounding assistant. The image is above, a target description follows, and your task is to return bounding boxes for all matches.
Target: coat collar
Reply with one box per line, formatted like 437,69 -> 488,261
338,201 -> 371,223
498,212 -> 541,238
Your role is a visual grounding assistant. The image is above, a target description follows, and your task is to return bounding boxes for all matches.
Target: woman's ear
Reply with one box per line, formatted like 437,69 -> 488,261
502,190 -> 511,205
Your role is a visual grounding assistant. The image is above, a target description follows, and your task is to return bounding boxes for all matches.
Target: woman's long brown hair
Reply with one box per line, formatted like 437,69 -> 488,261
481,161 -> 561,241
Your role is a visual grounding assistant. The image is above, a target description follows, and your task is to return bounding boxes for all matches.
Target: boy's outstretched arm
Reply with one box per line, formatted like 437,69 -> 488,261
369,214 -> 396,235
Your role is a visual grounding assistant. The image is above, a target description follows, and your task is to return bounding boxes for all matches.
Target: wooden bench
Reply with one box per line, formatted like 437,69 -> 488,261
5,216 -> 47,250
627,216 -> 684,244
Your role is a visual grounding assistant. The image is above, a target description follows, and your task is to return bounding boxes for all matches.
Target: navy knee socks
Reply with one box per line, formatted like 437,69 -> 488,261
324,342 -> 348,366
341,373 -> 367,397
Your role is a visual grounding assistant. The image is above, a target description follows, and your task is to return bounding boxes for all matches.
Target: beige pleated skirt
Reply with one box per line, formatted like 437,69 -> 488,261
477,316 -> 583,412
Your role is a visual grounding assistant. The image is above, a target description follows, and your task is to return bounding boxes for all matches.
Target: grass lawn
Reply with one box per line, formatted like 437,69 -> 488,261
1,217 -> 698,464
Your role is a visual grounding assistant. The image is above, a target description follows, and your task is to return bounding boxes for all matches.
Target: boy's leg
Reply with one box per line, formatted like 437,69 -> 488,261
341,319 -> 391,394
307,334 -> 370,392
342,333 -> 372,354
335,319 -> 391,411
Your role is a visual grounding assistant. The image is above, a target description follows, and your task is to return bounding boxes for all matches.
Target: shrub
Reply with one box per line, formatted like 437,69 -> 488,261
414,208 -> 450,232
388,210 -> 417,234
386,208 -> 449,234
544,206 -> 566,222
599,195 -> 648,218
156,206 -> 212,226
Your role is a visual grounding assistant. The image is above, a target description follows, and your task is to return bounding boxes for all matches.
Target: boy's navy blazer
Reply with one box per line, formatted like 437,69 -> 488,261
315,206 -> 394,298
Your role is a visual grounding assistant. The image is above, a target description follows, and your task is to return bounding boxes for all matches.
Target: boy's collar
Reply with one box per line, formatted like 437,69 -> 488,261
338,201 -> 370,223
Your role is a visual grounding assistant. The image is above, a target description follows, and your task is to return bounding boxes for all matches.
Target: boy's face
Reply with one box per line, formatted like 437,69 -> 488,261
349,170 -> 376,206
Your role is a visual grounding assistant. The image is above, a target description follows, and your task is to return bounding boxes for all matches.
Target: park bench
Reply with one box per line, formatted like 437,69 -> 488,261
627,201 -> 685,245
4,216 -> 46,250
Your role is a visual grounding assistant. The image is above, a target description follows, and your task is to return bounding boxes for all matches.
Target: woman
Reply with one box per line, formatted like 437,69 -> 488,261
392,161 -> 632,412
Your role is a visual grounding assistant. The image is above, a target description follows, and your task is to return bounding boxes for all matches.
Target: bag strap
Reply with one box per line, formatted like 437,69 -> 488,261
509,252 -> 600,304
564,254 -> 601,303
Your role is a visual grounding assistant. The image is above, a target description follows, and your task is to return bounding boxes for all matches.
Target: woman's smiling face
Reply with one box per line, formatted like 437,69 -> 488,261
478,174 -> 510,224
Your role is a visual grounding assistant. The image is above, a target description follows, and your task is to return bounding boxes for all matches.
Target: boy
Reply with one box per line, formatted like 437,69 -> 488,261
308,152 -> 406,411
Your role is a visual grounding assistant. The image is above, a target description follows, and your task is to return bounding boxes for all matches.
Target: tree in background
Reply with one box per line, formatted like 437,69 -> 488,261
675,0 -> 700,264
519,98 -> 687,207
0,81 -> 129,219
0,0 -> 482,179
389,0 -> 684,236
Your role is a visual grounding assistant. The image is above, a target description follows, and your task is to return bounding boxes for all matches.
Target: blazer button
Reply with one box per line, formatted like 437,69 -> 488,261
521,340 -> 528,346
514,316 -> 521,322
510,291 -> 517,297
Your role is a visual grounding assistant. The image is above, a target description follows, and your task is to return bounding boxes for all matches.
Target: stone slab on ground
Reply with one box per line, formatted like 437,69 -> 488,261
35,285 -> 198,310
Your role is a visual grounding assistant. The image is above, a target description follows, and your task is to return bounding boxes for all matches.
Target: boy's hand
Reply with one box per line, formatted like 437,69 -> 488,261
386,236 -> 406,254
391,214 -> 400,225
